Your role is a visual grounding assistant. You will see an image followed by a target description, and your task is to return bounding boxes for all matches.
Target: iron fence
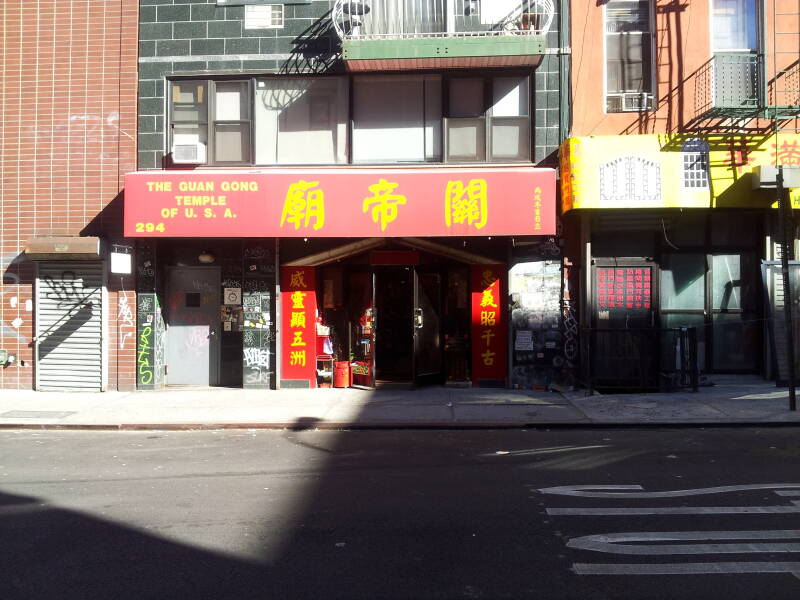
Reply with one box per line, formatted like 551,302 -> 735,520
582,327 -> 699,393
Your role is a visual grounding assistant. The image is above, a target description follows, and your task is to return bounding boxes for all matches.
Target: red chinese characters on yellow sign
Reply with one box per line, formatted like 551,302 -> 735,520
281,266 -> 317,386
471,265 -> 507,385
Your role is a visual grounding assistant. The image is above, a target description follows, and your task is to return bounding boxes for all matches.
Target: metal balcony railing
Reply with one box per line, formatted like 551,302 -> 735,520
332,0 -> 555,41
695,53 -> 765,118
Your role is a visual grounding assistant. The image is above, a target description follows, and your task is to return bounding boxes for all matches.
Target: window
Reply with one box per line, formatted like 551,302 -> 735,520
168,73 -> 532,166
682,138 -> 710,189
604,0 -> 654,113
170,81 -> 208,163
445,76 -> 530,162
244,4 -> 284,30
711,0 -> 762,108
255,77 -> 348,164
213,81 -> 251,164
712,0 -> 759,51
352,75 -> 442,163
169,80 -> 251,165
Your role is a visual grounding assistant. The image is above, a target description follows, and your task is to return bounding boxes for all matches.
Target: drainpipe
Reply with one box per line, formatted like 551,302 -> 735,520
558,0 -> 571,142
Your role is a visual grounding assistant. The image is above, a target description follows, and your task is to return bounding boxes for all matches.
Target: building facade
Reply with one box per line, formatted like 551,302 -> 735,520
0,0 -> 139,391
563,0 -> 800,389
126,0 -> 570,391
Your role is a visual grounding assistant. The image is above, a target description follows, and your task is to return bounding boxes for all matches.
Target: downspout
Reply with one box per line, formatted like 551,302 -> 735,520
559,0 -> 571,142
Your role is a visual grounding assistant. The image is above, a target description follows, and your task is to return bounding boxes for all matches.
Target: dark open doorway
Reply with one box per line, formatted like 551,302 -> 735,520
375,267 -> 414,385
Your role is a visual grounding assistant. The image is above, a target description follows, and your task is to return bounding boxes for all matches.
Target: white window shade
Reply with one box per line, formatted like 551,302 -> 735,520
254,78 -> 348,165
492,77 -> 528,116
353,75 -> 441,163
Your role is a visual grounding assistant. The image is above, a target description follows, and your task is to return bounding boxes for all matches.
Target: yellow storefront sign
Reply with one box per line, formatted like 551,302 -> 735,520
560,134 -> 800,212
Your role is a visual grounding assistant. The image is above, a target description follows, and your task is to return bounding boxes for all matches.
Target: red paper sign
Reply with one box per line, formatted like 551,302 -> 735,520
471,265 -> 507,385
596,267 -> 651,310
280,266 -> 317,386
123,168 -> 556,238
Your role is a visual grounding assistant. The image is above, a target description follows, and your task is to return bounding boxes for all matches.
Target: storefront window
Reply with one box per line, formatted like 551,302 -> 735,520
661,254 -> 706,310
712,253 -> 757,311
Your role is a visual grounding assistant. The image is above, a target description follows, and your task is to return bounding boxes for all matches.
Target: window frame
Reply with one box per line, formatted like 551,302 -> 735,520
710,0 -> 762,53
443,72 -> 532,164
603,0 -> 656,114
167,71 -> 534,167
169,78 -> 253,166
681,138 -> 710,190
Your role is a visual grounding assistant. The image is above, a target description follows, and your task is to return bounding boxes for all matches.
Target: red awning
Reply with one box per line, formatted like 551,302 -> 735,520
124,167 -> 556,238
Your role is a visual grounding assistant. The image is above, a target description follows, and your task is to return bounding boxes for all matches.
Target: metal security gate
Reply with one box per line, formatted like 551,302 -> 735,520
36,262 -> 104,391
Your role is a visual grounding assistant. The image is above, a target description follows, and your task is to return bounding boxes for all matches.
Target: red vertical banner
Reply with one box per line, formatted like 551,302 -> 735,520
281,266 -> 317,387
471,265 -> 507,385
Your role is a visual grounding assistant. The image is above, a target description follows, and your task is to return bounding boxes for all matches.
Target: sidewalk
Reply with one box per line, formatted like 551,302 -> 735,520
2,375 -> 800,430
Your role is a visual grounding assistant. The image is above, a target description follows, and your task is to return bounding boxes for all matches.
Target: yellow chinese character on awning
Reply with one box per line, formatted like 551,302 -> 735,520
363,179 -> 407,232
281,180 -> 325,231
445,179 -> 488,230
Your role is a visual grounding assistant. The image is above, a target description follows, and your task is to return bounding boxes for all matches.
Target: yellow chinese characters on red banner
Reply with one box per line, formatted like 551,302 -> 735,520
124,168 -> 557,238
471,265 -> 507,385
281,266 -> 317,386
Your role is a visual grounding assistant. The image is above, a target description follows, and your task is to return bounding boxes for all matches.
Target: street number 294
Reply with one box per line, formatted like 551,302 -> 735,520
134,222 -> 165,233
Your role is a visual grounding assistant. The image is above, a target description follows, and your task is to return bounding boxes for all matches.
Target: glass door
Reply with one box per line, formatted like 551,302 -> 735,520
710,251 -> 760,371
660,253 -> 708,372
414,268 -> 443,385
348,270 -> 376,389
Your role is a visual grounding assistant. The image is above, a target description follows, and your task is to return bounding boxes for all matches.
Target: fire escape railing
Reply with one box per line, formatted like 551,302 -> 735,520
332,0 -> 555,41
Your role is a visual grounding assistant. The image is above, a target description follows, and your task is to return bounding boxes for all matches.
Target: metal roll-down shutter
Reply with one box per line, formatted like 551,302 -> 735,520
36,262 -> 104,391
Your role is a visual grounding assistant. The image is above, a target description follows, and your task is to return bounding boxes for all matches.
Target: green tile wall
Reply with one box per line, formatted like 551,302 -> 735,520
137,0 -> 564,169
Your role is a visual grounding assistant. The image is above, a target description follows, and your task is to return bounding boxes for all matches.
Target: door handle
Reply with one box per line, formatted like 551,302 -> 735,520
414,308 -> 423,329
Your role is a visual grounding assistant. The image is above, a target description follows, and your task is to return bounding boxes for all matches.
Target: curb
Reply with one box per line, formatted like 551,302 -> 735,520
2,420 -> 800,431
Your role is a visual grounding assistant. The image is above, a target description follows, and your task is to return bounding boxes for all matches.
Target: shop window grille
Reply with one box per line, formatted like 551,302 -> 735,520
681,138 -> 710,189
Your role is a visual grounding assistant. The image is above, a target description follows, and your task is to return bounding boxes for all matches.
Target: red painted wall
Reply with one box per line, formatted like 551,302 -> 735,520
570,0 -> 799,137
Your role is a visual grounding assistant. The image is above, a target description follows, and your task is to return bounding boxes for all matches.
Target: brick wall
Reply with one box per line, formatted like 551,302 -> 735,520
0,0 -> 139,390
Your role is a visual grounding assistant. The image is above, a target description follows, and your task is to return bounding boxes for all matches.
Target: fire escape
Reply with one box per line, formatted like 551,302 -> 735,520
331,0 -> 555,71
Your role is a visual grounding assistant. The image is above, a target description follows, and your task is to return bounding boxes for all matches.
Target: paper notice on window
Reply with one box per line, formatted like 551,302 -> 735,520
515,330 -> 534,351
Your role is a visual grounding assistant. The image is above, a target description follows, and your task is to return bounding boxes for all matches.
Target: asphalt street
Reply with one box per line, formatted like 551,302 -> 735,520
1,427 -> 800,599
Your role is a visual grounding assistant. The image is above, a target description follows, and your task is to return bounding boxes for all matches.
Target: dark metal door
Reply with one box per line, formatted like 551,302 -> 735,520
590,261 -> 658,390
165,267 -> 221,386
413,268 -> 443,385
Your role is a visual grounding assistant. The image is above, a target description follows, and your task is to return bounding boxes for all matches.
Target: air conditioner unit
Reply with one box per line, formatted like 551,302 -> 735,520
171,142 -> 207,164
606,92 -> 654,113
